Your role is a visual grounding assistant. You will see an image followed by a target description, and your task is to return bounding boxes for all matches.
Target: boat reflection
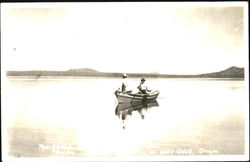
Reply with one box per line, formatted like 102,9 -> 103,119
115,100 -> 159,129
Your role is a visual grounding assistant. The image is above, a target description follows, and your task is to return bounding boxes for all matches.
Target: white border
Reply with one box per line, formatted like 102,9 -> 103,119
1,2 -> 249,161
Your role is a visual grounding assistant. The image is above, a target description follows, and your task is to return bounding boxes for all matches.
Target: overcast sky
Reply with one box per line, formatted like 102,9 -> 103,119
1,2 -> 248,74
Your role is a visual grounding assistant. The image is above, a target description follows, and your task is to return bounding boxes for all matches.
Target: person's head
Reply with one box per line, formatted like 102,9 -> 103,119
122,73 -> 127,79
141,77 -> 145,83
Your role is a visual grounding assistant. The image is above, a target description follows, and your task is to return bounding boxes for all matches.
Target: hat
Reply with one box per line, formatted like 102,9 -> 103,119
122,73 -> 127,78
141,77 -> 145,81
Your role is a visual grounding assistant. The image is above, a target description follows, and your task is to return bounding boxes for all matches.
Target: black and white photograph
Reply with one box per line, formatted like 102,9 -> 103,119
1,2 -> 249,161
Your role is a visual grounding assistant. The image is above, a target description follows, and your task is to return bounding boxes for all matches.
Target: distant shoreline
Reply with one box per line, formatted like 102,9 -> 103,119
5,66 -> 244,79
6,75 -> 244,81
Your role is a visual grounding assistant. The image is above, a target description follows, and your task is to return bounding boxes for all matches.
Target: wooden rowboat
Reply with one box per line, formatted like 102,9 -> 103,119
115,90 -> 159,103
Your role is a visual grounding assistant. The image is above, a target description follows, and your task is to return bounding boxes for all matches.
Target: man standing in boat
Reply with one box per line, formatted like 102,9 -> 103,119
137,78 -> 151,94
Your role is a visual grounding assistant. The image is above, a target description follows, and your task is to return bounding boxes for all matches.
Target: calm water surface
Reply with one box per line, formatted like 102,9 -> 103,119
4,77 -> 246,157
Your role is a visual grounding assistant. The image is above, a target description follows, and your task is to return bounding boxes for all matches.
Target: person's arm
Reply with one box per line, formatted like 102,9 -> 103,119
137,82 -> 141,89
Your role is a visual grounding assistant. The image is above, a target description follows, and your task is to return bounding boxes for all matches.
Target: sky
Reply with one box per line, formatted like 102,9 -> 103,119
1,2 -> 248,74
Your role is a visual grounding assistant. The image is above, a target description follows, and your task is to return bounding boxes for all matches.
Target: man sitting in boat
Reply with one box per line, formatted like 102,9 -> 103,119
121,73 -> 132,93
137,78 -> 151,94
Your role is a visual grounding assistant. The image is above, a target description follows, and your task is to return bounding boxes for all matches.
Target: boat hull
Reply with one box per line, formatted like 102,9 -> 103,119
115,91 -> 159,103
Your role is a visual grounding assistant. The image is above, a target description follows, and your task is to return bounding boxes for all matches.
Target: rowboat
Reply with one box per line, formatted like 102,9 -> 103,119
115,90 -> 159,103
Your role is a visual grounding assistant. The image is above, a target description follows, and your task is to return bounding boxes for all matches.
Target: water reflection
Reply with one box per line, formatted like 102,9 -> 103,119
115,100 -> 159,129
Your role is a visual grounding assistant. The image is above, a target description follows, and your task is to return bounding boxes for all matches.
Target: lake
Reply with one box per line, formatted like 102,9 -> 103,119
2,77 -> 247,158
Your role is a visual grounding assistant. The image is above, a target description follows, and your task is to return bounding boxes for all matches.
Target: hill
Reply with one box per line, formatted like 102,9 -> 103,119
68,68 -> 99,73
198,66 -> 244,78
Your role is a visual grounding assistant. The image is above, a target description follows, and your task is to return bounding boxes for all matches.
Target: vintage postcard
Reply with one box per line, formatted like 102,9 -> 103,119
1,2 -> 249,161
